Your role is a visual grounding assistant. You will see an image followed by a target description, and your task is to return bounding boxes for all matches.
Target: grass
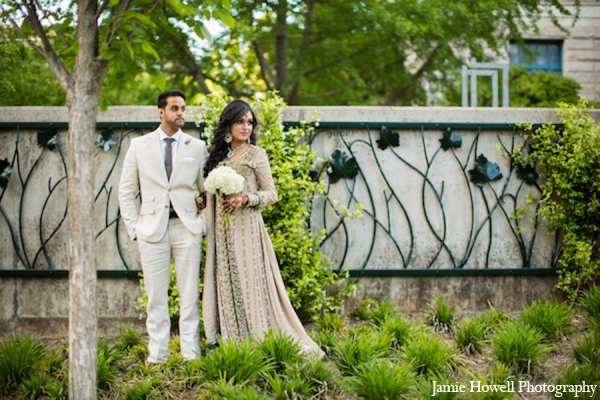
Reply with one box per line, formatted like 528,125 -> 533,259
1,287 -> 597,399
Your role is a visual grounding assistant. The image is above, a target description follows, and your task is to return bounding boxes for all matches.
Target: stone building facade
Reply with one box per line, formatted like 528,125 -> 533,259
509,0 -> 600,102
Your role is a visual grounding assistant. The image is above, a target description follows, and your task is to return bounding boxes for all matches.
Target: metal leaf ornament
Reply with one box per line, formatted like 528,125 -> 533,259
0,158 -> 12,189
439,128 -> 462,151
516,164 -> 539,185
376,125 -> 400,150
95,128 -> 117,152
328,150 -> 359,184
37,128 -> 59,150
469,154 -> 503,188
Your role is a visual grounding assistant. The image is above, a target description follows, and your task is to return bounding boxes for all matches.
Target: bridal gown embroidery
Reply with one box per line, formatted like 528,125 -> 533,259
202,145 -> 323,357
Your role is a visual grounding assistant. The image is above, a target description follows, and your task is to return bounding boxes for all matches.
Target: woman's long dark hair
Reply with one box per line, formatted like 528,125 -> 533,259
204,99 -> 259,177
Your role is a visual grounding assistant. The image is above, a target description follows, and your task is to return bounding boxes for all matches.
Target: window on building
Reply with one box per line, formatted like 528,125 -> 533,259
509,40 -> 562,74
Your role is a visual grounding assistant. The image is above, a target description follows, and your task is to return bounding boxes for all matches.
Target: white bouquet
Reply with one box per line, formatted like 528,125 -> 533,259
205,165 -> 245,225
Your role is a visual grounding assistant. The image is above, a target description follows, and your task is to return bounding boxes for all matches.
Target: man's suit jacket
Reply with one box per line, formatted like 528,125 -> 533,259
118,129 -> 208,243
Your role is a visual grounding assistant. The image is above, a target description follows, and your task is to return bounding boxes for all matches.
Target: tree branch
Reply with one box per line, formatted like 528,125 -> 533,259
16,0 -> 71,91
298,89 -> 343,101
385,44 -> 441,105
252,40 -> 275,90
167,31 -> 212,94
288,0 -> 316,104
274,0 -> 287,90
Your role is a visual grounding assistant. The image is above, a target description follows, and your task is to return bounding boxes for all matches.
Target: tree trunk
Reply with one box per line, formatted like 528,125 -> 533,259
67,0 -> 105,398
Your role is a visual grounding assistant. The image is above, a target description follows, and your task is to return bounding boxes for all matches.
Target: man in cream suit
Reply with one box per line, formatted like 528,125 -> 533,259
119,89 -> 208,364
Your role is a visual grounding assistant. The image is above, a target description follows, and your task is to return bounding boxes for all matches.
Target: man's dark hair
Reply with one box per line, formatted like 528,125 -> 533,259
158,89 -> 186,108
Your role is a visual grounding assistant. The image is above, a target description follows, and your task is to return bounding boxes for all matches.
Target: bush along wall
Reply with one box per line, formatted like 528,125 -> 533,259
516,99 -> 600,299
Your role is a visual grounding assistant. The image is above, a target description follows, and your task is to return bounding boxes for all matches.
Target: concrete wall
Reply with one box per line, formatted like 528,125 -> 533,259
2,105 -> 598,338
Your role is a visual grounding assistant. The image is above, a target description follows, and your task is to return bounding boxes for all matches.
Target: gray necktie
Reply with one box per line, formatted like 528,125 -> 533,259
165,138 -> 175,179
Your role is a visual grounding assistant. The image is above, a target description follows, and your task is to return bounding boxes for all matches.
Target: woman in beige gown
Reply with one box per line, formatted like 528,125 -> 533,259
202,99 -> 323,357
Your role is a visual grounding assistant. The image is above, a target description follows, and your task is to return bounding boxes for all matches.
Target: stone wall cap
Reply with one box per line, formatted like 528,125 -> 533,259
1,105 -> 598,125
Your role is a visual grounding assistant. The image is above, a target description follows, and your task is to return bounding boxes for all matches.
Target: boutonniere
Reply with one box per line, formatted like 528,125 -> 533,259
185,139 -> 190,145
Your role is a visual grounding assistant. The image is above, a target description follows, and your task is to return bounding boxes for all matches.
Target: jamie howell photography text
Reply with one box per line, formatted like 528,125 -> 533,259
431,380 -> 597,398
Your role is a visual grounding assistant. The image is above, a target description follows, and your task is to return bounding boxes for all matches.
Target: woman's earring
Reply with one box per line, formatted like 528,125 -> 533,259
225,132 -> 232,143
247,136 -> 251,144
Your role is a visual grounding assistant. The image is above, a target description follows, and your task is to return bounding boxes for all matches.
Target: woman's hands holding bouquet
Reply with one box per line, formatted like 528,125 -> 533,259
223,195 -> 248,212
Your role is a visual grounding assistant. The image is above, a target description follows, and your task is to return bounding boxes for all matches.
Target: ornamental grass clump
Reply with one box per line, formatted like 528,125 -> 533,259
122,378 -> 161,400
0,334 -> 46,393
477,305 -> 511,337
573,331 -> 600,365
198,338 -> 274,386
579,285 -> 600,329
255,330 -> 303,373
330,327 -> 392,375
263,371 -> 316,399
118,326 -> 143,352
97,339 -> 124,390
555,363 -> 600,396
204,377 -> 270,400
316,312 -> 347,333
426,297 -> 455,333
403,332 -> 456,377
491,320 -> 555,375
454,317 -> 488,354
367,298 -> 400,326
381,315 -> 418,348
341,358 -> 415,400
521,299 -> 574,340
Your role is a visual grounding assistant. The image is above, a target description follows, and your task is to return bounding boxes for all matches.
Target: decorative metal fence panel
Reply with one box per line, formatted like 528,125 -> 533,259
0,123 -> 153,273
1,119 -> 558,276
308,122 -> 558,275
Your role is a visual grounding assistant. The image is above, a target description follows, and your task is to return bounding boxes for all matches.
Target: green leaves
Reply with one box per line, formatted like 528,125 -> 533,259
375,126 -> 399,150
439,128 -> 462,151
468,154 -> 502,188
520,100 -> 600,299
328,150 -> 359,184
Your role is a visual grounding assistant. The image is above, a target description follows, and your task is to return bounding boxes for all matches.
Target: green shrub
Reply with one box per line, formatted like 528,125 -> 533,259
403,332 -> 456,377
517,100 -> 600,299
579,285 -> 600,329
342,358 -> 414,400
442,66 -> 582,108
426,297 -> 455,333
573,331 -> 600,365
196,92 -> 354,321
0,334 -> 46,392
521,300 -> 573,340
455,317 -> 487,354
490,320 -> 555,375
